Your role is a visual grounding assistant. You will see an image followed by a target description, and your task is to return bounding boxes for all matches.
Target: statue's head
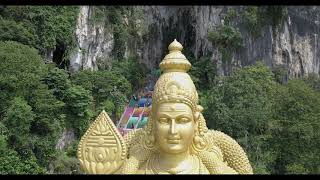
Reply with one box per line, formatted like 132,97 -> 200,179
143,40 -> 208,155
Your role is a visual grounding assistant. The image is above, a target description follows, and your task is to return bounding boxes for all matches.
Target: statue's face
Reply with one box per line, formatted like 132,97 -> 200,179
154,102 -> 196,154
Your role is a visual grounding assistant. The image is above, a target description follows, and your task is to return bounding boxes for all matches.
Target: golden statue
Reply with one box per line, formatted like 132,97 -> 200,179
77,39 -> 253,174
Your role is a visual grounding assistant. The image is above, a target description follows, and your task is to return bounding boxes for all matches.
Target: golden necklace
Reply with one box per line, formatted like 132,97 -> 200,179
148,153 -> 200,174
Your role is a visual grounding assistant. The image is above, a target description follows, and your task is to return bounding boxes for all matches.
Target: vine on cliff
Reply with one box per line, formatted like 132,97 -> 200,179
208,24 -> 243,64
242,6 -> 288,39
207,9 -> 243,65
89,6 -> 144,59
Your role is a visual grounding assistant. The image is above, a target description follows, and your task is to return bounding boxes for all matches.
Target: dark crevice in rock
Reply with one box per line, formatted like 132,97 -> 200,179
53,42 -> 68,69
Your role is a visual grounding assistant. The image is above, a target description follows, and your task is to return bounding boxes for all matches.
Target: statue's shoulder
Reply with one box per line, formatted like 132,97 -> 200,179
209,130 -> 239,146
207,130 -> 253,174
123,128 -> 152,160
123,128 -> 144,150
119,129 -> 152,174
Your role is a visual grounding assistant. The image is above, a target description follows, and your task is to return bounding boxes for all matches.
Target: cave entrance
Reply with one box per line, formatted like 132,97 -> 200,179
53,42 -> 69,69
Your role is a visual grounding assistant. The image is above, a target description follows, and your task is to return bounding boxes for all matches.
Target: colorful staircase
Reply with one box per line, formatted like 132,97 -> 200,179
117,91 -> 152,136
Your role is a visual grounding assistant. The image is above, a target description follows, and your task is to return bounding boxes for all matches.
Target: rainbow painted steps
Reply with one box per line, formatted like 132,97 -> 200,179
116,93 -> 152,136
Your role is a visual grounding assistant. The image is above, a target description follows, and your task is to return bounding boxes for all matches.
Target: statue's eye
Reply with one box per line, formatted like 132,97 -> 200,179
158,117 -> 169,123
178,117 -> 190,123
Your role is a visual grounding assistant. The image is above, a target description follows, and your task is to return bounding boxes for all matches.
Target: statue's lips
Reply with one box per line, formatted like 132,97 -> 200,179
167,138 -> 181,144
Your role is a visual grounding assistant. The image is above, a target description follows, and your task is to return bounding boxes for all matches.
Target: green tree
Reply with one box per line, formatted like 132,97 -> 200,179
201,62 -> 320,174
0,18 -> 37,47
188,55 -> 216,90
241,6 -> 287,39
208,25 -> 243,50
111,56 -> 147,91
0,148 -> 46,174
242,6 -> 263,38
44,67 -> 71,100
0,41 -> 65,169
0,6 -> 79,67
303,73 -> 320,91
96,100 -> 115,116
269,80 -> 320,174
0,134 -> 7,154
64,85 -> 93,137
71,70 -> 131,119
0,41 -> 45,113
201,62 -> 276,173
51,151 -> 80,174
2,97 -> 35,158
208,24 -> 243,66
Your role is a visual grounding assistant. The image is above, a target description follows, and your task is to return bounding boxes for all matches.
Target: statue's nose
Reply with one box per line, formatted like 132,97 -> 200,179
169,119 -> 177,135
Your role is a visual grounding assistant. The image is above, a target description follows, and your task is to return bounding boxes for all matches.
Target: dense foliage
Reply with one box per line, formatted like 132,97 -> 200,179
198,62 -> 320,174
207,16 -> 243,66
0,6 -> 79,68
242,6 -> 288,38
0,41 -> 65,172
90,6 -> 144,59
71,69 -> 131,123
0,6 -> 136,174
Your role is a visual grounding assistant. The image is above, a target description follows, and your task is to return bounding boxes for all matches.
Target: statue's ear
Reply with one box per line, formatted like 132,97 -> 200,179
194,111 -> 200,121
194,105 -> 203,121
197,105 -> 204,112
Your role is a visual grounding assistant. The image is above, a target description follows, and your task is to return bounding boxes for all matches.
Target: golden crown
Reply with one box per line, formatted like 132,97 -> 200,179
152,39 -> 198,111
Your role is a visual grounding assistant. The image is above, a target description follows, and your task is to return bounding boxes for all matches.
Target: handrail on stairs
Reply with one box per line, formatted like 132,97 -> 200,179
134,105 -> 145,129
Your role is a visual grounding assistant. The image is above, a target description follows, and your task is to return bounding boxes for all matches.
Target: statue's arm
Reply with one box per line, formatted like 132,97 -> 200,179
197,150 -> 238,174
210,130 -> 253,174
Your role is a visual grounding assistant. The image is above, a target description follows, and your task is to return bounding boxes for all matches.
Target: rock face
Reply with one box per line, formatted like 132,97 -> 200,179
272,7 -> 320,78
70,6 -> 114,73
55,128 -> 75,150
69,6 -> 320,78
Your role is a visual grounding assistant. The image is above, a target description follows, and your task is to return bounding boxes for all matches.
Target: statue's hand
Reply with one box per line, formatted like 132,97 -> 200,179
77,110 -> 127,174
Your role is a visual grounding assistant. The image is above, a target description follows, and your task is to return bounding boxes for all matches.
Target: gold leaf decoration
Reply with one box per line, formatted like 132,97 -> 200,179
77,110 -> 127,174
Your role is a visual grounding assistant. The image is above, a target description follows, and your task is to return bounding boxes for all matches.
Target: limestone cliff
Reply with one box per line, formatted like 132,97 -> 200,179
70,6 -> 114,73
69,6 -> 320,78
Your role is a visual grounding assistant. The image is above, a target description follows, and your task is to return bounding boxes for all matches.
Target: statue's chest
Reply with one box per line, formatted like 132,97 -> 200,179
138,154 -> 209,174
